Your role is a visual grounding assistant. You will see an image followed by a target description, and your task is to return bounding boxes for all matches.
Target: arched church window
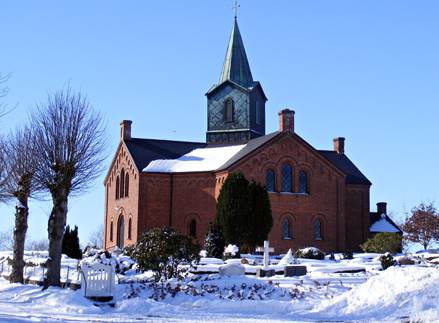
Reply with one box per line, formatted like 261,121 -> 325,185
256,101 -> 261,125
266,169 -> 275,192
281,163 -> 292,192
298,171 -> 308,194
283,219 -> 290,238
115,176 -> 120,199
117,216 -> 125,248
128,218 -> 132,240
224,98 -> 233,123
315,220 -> 322,240
190,219 -> 197,238
125,173 -> 129,197
120,169 -> 125,198
110,221 -> 114,242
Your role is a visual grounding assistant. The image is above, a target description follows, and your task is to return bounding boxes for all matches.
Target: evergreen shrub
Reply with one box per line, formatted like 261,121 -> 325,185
379,253 -> 396,270
204,222 -> 225,259
62,225 -> 82,259
342,249 -> 354,259
129,227 -> 201,281
360,232 -> 402,255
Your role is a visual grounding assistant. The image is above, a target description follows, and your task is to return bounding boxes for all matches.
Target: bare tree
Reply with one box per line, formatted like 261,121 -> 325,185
402,202 -> 439,250
0,227 -> 14,251
88,223 -> 104,248
31,86 -> 107,288
0,72 -> 15,118
2,125 -> 40,283
0,136 -> 8,203
26,238 -> 49,251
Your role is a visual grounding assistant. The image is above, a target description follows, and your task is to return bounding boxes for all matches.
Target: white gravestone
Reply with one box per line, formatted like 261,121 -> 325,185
219,263 -> 245,276
256,240 -> 274,269
256,241 -> 275,277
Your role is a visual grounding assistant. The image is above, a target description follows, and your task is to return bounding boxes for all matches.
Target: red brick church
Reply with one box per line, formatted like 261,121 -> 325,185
103,17 -> 399,253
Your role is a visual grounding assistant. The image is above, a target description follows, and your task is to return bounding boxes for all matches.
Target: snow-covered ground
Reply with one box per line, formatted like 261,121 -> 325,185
0,251 -> 438,322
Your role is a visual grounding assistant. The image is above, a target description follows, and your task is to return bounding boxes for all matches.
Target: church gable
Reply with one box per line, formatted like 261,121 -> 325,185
226,131 -> 346,192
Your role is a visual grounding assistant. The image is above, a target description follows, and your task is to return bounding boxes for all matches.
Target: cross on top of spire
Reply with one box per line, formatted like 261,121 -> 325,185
232,0 -> 240,19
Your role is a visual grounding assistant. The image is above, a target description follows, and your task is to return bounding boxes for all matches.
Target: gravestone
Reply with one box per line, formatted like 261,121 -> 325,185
284,265 -> 307,277
256,240 -> 275,278
219,263 -> 245,276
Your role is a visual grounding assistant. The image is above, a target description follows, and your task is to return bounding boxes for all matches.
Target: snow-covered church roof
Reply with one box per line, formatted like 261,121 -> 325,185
143,144 -> 246,173
370,213 -> 402,234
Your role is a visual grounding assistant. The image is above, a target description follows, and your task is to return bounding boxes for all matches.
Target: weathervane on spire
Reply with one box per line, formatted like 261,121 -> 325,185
232,0 -> 240,19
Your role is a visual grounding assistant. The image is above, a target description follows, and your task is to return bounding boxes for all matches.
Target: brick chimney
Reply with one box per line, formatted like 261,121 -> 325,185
333,137 -> 345,154
377,202 -> 387,215
278,109 -> 295,133
120,120 -> 132,141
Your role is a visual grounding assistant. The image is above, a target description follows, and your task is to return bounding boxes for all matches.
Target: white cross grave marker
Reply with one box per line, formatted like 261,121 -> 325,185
256,240 -> 274,270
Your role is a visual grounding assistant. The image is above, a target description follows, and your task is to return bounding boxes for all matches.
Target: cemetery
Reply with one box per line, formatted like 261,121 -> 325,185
0,243 -> 439,322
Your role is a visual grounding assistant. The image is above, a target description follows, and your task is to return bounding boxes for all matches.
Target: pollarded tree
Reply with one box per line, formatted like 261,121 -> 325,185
2,126 -> 40,283
31,86 -> 108,288
214,172 -> 273,252
402,202 -> 439,250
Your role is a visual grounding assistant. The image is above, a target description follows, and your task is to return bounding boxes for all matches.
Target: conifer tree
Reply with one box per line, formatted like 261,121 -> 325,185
214,172 -> 273,252
247,179 -> 273,253
204,222 -> 225,258
62,225 -> 82,259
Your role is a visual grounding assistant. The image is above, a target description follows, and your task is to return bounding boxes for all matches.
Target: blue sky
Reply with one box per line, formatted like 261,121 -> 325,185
1,1 -> 438,250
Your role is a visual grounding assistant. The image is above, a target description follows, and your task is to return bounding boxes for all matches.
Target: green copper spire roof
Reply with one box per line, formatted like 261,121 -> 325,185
219,19 -> 254,88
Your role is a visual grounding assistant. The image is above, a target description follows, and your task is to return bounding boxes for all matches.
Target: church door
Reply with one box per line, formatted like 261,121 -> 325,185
117,216 -> 125,248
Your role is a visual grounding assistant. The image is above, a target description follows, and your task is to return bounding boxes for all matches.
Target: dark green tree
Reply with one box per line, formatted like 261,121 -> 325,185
215,172 -> 250,247
247,179 -> 273,253
130,227 -> 200,281
62,225 -> 82,259
214,172 -> 273,253
204,222 -> 225,258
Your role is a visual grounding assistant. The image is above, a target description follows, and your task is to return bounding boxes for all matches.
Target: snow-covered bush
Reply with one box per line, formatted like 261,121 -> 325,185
294,247 -> 325,260
129,227 -> 201,281
81,246 -> 134,274
279,249 -> 300,265
223,244 -> 240,260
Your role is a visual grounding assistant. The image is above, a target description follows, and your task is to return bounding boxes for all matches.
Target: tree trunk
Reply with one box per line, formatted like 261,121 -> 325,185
10,197 -> 29,284
44,190 -> 68,289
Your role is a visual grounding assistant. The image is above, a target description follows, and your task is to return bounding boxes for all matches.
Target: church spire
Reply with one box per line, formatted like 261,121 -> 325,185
206,5 -> 266,144
219,18 -> 254,88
